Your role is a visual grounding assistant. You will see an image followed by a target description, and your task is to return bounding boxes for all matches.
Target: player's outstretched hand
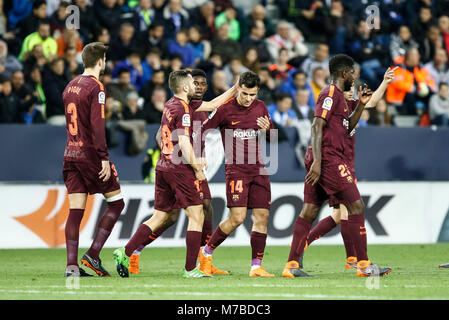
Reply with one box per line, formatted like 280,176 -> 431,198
195,169 -> 206,181
359,84 -> 373,105
99,160 -> 111,182
383,66 -> 398,84
257,116 -> 271,131
305,160 -> 321,186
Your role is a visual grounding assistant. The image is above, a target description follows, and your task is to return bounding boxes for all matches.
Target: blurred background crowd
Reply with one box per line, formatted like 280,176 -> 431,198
1,0 -> 449,130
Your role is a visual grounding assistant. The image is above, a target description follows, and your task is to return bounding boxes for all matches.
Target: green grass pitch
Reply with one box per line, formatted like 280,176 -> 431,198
1,244 -> 449,300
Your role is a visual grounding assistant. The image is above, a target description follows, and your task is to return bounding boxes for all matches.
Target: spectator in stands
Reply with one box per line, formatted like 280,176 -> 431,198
109,22 -> 137,62
280,69 -> 315,109
16,0 -> 47,40
94,0 -> 125,34
0,77 -> 19,123
323,0 -> 356,55
438,15 -> 449,59
424,48 -> 449,87
266,21 -> 308,61
42,58 -> 68,125
294,88 -> 314,121
429,82 -> 449,125
105,96 -> 123,121
18,20 -> 57,61
223,56 -> 248,87
189,1 -> 216,40
56,28 -> 83,58
214,6 -> 240,41
25,65 -> 46,124
188,25 -> 211,65
168,28 -> 195,67
141,48 -> 163,84
286,0 -> 327,43
6,0 -> 33,31
368,98 -> 392,127
0,40 -> 22,79
107,68 -> 136,108
309,66 -> 327,103
140,22 -> 170,64
269,48 -> 295,86
143,86 -> 167,123
211,23 -> 240,64
257,67 -> 276,106
11,70 -> 43,123
203,69 -> 228,101
139,68 -> 170,104
386,47 -> 436,115
50,2 -> 70,36
123,91 -> 145,120
243,4 -> 276,38
162,0 -> 190,39
242,48 -> 261,74
113,51 -> 145,90
75,0 -> 100,43
134,0 -> 154,32
301,42 -> 329,80
268,92 -> 297,127
389,25 -> 419,65
419,24 -> 444,64
349,19 -> 388,89
21,44 -> 48,76
241,20 -> 272,64
165,53 -> 183,76
63,46 -> 83,80
410,5 -> 436,45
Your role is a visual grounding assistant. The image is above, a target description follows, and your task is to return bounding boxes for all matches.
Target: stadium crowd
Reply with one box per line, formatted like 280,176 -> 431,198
1,0 -> 449,128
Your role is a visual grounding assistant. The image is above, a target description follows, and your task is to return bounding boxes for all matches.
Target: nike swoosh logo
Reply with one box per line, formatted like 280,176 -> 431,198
231,121 -> 240,125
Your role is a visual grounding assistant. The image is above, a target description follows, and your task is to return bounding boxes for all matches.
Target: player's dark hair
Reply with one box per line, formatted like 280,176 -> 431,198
82,42 -> 109,69
239,71 -> 260,88
190,69 -> 207,78
169,69 -> 192,93
328,54 -> 354,78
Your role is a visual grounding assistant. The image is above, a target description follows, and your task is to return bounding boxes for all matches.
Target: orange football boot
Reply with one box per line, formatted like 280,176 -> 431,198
249,266 -> 275,277
128,254 -> 140,274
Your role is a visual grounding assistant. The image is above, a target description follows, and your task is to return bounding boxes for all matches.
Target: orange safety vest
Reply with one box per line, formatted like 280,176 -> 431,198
386,65 -> 436,104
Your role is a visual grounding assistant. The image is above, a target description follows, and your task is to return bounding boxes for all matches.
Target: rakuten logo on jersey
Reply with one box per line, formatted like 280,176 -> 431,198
233,129 -> 258,140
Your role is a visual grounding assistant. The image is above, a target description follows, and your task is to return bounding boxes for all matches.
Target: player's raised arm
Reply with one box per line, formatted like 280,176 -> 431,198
195,80 -> 239,112
364,67 -> 397,109
348,84 -> 373,133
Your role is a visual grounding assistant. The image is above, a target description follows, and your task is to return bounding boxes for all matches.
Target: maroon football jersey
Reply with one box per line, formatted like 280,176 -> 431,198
201,97 -> 274,176
63,75 -> 108,163
345,99 -> 359,168
156,96 -> 202,173
192,109 -> 208,158
314,84 -> 351,162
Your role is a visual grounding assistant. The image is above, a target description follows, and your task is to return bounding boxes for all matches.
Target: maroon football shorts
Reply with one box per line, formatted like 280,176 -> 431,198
201,179 -> 211,200
329,166 -> 357,207
304,158 -> 360,208
225,174 -> 271,209
154,169 -> 204,212
63,160 -> 121,195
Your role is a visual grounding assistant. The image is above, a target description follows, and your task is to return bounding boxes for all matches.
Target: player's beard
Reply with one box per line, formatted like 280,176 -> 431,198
187,87 -> 196,101
344,79 -> 353,91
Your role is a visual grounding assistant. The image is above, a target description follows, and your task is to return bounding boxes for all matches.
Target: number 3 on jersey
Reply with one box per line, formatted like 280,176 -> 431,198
67,103 -> 78,136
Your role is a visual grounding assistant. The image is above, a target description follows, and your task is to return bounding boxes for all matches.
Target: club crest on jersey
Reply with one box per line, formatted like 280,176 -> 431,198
232,194 -> 239,201
182,113 -> 191,126
98,91 -> 105,104
323,97 -> 333,110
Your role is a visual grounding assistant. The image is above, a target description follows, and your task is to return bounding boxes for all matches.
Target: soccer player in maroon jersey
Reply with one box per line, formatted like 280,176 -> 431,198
292,67 -> 397,272
197,71 -> 276,277
113,70 -> 238,278
127,69 -> 228,275
63,42 -> 125,277
283,54 -> 392,278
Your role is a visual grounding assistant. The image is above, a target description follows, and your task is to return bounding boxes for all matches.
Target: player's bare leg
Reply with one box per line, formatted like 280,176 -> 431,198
249,208 -> 274,277
81,189 -> 124,277
65,193 -> 93,277
346,199 -> 392,277
282,203 -> 319,277
199,207 -> 247,275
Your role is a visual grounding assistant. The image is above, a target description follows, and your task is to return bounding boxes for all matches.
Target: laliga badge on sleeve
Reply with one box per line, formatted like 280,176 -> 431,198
323,97 -> 333,110
98,91 -> 105,104
182,113 -> 191,126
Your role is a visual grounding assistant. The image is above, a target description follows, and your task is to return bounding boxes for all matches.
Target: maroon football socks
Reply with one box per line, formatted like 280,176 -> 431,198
348,214 -> 369,261
203,225 -> 228,255
306,215 -> 337,246
88,199 -> 124,259
185,231 -> 202,271
65,209 -> 84,266
288,217 -> 312,262
125,224 -> 153,257
250,231 -> 267,267
201,219 -> 213,247
340,219 -> 357,258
